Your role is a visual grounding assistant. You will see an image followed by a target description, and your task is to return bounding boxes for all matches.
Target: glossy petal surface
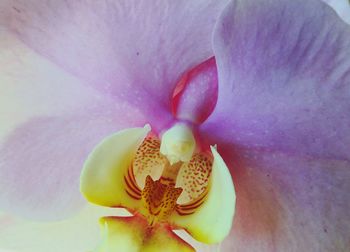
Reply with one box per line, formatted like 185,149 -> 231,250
80,126 -> 150,208
205,0 -> 350,161
96,215 -> 194,252
170,147 -> 236,244
2,0 -> 228,126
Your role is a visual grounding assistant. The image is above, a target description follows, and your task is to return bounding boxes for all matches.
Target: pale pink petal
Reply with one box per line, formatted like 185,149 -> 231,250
0,30 -> 101,143
219,147 -> 350,251
0,113 -> 145,220
201,0 -> 350,250
0,30 -> 146,219
2,0 -> 228,121
204,0 -> 350,161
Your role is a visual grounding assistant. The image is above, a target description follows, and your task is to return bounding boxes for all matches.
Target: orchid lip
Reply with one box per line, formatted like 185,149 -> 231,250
80,125 -> 236,250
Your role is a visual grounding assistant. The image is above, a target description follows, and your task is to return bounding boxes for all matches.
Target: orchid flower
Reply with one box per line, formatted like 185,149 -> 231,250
0,0 -> 350,251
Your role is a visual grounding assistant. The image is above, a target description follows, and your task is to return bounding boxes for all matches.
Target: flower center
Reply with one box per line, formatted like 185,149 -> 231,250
124,124 -> 212,226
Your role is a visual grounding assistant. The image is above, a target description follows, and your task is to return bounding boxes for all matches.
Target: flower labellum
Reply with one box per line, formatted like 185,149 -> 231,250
80,122 -> 236,251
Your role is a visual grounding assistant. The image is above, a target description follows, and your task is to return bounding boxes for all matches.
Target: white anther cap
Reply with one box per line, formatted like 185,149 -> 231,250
160,123 -> 196,165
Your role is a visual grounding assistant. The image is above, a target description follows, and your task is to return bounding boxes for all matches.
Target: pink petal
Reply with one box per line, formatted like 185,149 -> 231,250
0,31 -> 146,219
0,114 -> 145,220
204,0 -> 350,161
4,0 -> 228,122
201,0 -> 350,250
0,30 -> 101,142
218,146 -> 350,251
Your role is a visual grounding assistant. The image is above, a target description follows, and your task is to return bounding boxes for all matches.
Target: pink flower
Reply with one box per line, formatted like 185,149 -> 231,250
0,0 -> 350,251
